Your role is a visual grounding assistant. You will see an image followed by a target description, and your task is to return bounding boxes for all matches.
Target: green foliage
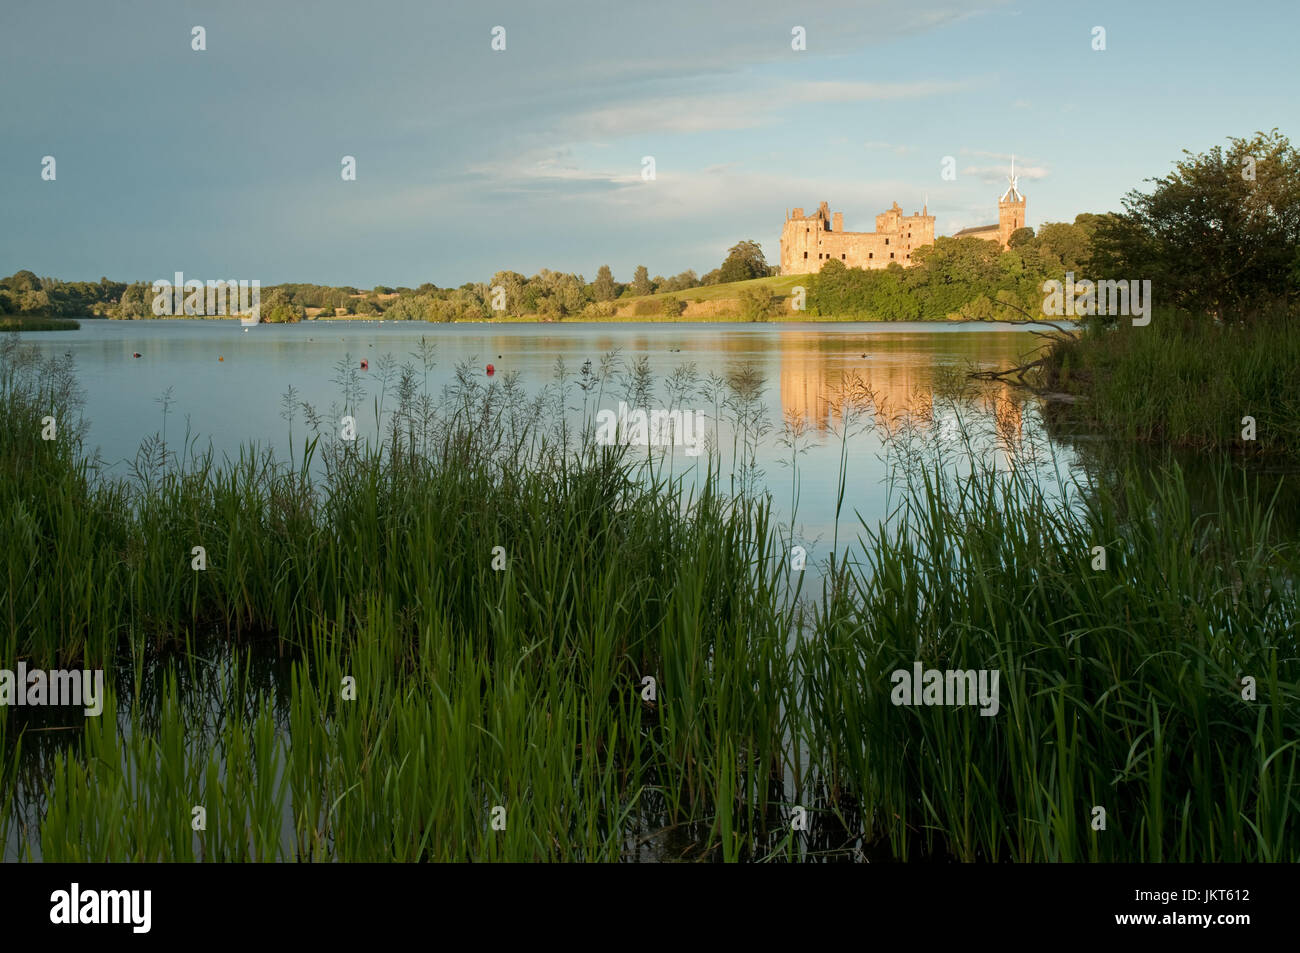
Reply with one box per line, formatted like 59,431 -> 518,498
1091,130 -> 1300,321
630,265 -> 652,296
0,270 -> 126,318
1041,308 -> 1300,456
806,228 -> 1116,321
655,269 -> 699,293
0,316 -> 80,331
382,295 -> 440,321
3,270 -> 40,293
718,240 -> 769,283
660,295 -> 685,317
591,265 -> 618,302
1008,227 -> 1034,248
4,341 -> 1298,861
737,287 -> 775,322
260,288 -> 305,324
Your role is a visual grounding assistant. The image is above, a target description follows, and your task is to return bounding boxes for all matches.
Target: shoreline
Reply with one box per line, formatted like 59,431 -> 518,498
39,313 -> 1071,328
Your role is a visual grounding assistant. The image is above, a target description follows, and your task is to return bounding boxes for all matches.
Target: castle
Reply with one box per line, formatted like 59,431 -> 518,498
780,160 -> 1027,275
779,200 -> 934,274
952,158 -> 1027,249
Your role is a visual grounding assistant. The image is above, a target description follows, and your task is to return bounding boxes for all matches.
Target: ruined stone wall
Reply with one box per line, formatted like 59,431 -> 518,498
780,204 -> 935,275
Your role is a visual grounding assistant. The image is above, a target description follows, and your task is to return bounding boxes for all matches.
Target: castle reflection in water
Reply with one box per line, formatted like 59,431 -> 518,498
775,331 -> 1026,443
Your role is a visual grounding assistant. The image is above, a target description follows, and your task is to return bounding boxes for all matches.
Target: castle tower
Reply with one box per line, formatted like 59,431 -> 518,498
997,155 -> 1027,247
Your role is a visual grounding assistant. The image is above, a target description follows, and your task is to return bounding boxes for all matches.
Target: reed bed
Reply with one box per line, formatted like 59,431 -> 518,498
1040,309 -> 1300,458
0,317 -> 81,332
1,335 -> 1296,861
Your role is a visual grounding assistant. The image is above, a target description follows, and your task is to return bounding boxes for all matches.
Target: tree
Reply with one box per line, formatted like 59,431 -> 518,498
1091,130 -> 1300,321
5,270 -> 40,293
1007,227 -> 1035,248
738,287 -> 775,321
657,269 -> 699,293
1025,215 -> 1100,274
261,288 -> 304,323
489,270 -> 528,316
591,265 -> 617,301
631,265 -> 652,296
718,241 -> 768,283
116,282 -> 152,319
19,289 -> 52,313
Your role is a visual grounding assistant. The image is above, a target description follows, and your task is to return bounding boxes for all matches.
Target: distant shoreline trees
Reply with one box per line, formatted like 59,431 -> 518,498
8,133 -> 1293,325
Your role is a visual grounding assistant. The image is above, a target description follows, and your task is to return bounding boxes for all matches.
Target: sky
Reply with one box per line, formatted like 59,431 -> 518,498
1,0 -> 1296,288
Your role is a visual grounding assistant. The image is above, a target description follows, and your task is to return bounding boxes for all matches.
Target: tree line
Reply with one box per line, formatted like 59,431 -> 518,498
9,130 -> 1293,325
0,240 -> 774,322
809,130 -> 1299,324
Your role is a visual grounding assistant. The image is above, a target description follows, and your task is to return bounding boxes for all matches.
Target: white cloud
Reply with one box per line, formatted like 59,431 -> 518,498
962,164 -> 1049,184
864,141 -> 915,155
561,78 -> 974,138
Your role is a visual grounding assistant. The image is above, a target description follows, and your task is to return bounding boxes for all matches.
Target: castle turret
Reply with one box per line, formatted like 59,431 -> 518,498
998,155 -> 1027,247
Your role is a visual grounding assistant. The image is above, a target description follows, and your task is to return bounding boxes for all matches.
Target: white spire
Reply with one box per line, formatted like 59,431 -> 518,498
1001,154 -> 1023,202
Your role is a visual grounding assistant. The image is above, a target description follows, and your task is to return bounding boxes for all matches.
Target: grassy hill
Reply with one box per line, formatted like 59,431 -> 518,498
610,274 -> 806,319
449,273 -> 820,323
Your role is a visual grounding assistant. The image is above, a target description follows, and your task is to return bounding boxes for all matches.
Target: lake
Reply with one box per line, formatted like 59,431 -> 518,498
17,317 -> 1072,556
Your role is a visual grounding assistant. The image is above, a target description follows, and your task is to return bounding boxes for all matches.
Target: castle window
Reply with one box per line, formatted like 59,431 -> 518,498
885,238 -> 889,245
868,253 -> 873,259
890,253 -> 894,259
803,251 -> 808,259
841,254 -> 846,260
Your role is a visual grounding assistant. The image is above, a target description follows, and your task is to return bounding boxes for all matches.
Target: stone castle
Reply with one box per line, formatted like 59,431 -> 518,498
780,161 -> 1027,275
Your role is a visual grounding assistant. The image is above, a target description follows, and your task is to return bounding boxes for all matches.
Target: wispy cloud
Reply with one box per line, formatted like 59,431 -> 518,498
962,163 -> 1049,184
563,78 -> 972,138
865,141 -> 916,155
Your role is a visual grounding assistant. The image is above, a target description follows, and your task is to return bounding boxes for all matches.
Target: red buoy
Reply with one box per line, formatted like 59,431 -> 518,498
360,359 -> 368,370
132,352 -> 141,358
486,363 -> 495,375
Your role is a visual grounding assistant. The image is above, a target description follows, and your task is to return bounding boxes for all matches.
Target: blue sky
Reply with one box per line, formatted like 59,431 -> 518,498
1,0 -> 1295,288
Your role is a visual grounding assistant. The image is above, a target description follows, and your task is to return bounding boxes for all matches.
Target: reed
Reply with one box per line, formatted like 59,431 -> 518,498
2,336 -> 1297,861
0,317 -> 81,332
1040,309 -> 1300,458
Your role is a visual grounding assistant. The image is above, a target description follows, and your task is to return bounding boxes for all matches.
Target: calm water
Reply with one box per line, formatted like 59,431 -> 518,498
19,318 -> 1069,555
8,317 -> 1075,860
